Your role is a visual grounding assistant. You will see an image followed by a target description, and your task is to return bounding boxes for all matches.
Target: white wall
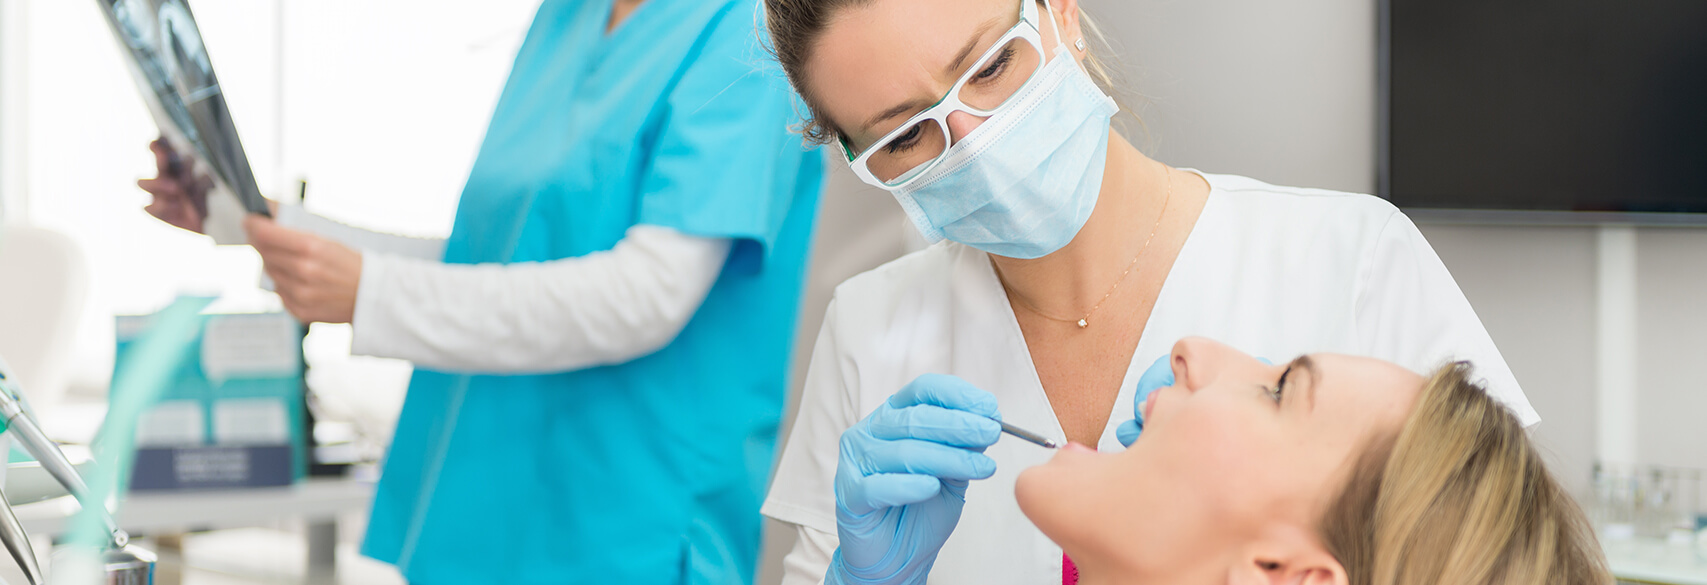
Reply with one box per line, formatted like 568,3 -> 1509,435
0,0 -> 537,433
762,0 -> 1705,582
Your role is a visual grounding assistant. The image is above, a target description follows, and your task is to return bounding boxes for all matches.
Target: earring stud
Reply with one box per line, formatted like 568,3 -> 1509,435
1075,38 -> 1087,52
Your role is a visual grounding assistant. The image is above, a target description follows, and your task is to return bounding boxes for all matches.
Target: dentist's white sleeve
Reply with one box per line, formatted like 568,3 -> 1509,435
274,206 -> 731,374
1350,211 -> 1539,426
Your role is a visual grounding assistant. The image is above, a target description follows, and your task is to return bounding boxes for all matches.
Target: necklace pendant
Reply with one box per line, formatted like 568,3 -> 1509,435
1077,318 -> 1089,328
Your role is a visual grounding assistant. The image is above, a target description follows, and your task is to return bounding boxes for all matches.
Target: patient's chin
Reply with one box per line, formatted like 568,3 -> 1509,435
1016,445 -> 1101,548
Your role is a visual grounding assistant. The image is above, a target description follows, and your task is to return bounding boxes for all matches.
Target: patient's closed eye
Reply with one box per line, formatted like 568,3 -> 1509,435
1263,364 -> 1294,405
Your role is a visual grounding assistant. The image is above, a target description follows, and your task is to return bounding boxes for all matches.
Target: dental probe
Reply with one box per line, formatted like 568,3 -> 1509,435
997,420 -> 1061,449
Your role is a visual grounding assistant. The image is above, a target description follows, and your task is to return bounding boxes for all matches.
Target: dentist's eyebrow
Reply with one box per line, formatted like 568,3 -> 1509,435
860,100 -> 931,136
946,17 -> 1005,76
858,16 -> 1005,136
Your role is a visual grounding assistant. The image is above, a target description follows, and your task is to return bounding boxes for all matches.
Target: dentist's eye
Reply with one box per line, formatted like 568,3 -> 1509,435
972,46 -> 1015,83
884,123 -> 925,154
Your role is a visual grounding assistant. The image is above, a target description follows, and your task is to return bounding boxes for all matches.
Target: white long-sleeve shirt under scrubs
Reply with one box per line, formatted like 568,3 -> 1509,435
276,205 -> 729,373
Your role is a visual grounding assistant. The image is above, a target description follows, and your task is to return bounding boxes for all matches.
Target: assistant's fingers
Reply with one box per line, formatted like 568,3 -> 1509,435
261,261 -> 306,293
270,286 -> 311,324
137,178 -> 185,200
149,139 -> 173,176
244,215 -> 314,257
887,374 -> 1000,419
866,404 -> 1000,448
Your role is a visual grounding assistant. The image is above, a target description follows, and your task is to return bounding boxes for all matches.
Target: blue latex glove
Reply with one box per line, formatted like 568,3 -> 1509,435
1116,355 -> 1271,447
1115,356 -> 1174,447
828,374 -> 1002,585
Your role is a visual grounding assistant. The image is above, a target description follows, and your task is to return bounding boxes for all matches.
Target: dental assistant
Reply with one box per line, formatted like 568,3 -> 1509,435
137,0 -> 823,582
757,0 -> 1536,583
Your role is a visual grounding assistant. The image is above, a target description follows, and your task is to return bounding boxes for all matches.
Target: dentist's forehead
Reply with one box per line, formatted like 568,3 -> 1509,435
809,0 -> 1011,140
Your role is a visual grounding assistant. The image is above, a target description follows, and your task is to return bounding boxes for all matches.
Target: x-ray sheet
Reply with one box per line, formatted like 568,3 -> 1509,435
97,0 -> 269,244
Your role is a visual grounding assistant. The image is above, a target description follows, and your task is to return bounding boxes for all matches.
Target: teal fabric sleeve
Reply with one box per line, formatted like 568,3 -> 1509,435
637,2 -> 811,275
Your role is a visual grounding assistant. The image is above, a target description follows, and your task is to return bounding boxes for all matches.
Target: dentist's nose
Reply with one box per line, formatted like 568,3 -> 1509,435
945,110 -> 988,145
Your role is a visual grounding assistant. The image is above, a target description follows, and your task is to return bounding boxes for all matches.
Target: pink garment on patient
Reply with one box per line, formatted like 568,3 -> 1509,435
1064,554 -> 1079,585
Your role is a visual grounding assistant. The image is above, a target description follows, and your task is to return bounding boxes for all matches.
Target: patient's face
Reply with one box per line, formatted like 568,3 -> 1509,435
1015,338 -> 1424,584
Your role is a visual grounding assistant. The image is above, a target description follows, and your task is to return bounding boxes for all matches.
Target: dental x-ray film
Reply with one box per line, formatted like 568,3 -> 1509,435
96,0 -> 270,244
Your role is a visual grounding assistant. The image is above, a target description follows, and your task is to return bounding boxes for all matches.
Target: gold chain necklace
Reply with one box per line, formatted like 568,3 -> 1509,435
1000,166 -> 1174,329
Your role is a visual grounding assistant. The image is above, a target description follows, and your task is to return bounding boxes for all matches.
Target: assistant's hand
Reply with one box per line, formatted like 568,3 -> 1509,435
137,138 -> 213,234
245,215 -> 362,324
829,374 -> 1002,585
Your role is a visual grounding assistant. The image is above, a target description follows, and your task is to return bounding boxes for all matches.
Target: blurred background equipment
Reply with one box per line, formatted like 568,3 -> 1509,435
0,226 -> 89,410
113,309 -> 305,491
1591,463 -> 1707,584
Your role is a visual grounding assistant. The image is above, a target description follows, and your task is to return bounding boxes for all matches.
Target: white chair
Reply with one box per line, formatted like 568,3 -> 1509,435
0,224 -> 89,409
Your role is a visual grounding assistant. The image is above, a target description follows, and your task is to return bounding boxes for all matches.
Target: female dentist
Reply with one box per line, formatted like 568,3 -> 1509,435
758,0 -> 1536,583
138,0 -> 823,582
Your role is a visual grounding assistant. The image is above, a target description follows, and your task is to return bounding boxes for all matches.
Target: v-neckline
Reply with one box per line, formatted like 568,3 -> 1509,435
601,0 -> 654,41
981,170 -> 1220,450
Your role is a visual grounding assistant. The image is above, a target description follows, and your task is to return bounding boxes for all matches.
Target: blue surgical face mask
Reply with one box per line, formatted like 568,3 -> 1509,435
889,44 -> 1119,259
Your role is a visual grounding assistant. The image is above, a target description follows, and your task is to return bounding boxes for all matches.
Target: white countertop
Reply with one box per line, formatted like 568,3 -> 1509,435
1606,538 -> 1707,585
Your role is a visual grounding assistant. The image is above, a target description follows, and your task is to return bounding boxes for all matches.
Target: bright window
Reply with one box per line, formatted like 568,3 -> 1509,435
0,0 -> 538,421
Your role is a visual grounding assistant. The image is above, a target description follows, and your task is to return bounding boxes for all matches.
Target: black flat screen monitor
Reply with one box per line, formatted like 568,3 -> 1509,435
1381,0 -> 1707,217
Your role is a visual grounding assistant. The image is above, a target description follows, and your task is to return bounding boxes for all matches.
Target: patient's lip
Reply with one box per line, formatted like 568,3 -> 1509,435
1142,393 -> 1158,422
1063,442 -> 1096,454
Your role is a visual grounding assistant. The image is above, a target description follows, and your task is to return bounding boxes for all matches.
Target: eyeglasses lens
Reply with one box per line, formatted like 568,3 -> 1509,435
867,36 -> 1043,186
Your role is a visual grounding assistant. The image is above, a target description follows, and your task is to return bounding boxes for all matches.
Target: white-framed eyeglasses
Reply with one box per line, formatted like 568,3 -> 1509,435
840,0 -> 1053,190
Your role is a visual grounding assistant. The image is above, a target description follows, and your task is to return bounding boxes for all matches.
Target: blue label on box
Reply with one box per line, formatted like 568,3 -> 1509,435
130,446 -> 294,490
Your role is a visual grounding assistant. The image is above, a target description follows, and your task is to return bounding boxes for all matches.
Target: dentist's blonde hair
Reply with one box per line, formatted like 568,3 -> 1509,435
1319,362 -> 1613,585
761,0 -> 1134,145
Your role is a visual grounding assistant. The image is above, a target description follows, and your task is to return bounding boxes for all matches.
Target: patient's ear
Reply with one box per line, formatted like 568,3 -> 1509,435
1229,530 -> 1348,585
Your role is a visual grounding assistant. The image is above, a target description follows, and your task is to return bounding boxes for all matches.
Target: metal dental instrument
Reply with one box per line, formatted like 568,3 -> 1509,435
0,356 -> 138,585
997,421 -> 1061,449
0,484 -> 43,585
0,367 -> 128,552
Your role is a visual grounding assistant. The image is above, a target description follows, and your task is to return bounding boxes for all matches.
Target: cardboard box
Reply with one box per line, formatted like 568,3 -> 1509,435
114,310 -> 305,490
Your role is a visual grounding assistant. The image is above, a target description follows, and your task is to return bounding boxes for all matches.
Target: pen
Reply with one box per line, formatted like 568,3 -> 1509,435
997,420 -> 1061,449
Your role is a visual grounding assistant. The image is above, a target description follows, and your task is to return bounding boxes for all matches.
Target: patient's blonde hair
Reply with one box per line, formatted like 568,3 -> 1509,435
1319,362 -> 1613,585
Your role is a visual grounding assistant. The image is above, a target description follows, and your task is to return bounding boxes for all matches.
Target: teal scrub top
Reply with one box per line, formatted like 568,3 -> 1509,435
359,1 -> 825,582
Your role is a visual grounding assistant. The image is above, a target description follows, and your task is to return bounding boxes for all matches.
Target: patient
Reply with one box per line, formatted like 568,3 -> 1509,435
1016,337 -> 1612,585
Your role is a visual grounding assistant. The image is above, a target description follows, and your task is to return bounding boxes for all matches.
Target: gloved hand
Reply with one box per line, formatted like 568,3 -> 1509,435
1115,356 -> 1173,447
828,374 -> 1002,585
1116,354 -> 1270,447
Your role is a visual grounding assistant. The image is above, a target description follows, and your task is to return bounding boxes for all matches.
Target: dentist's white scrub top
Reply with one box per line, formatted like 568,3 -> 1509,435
762,171 -> 1539,585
